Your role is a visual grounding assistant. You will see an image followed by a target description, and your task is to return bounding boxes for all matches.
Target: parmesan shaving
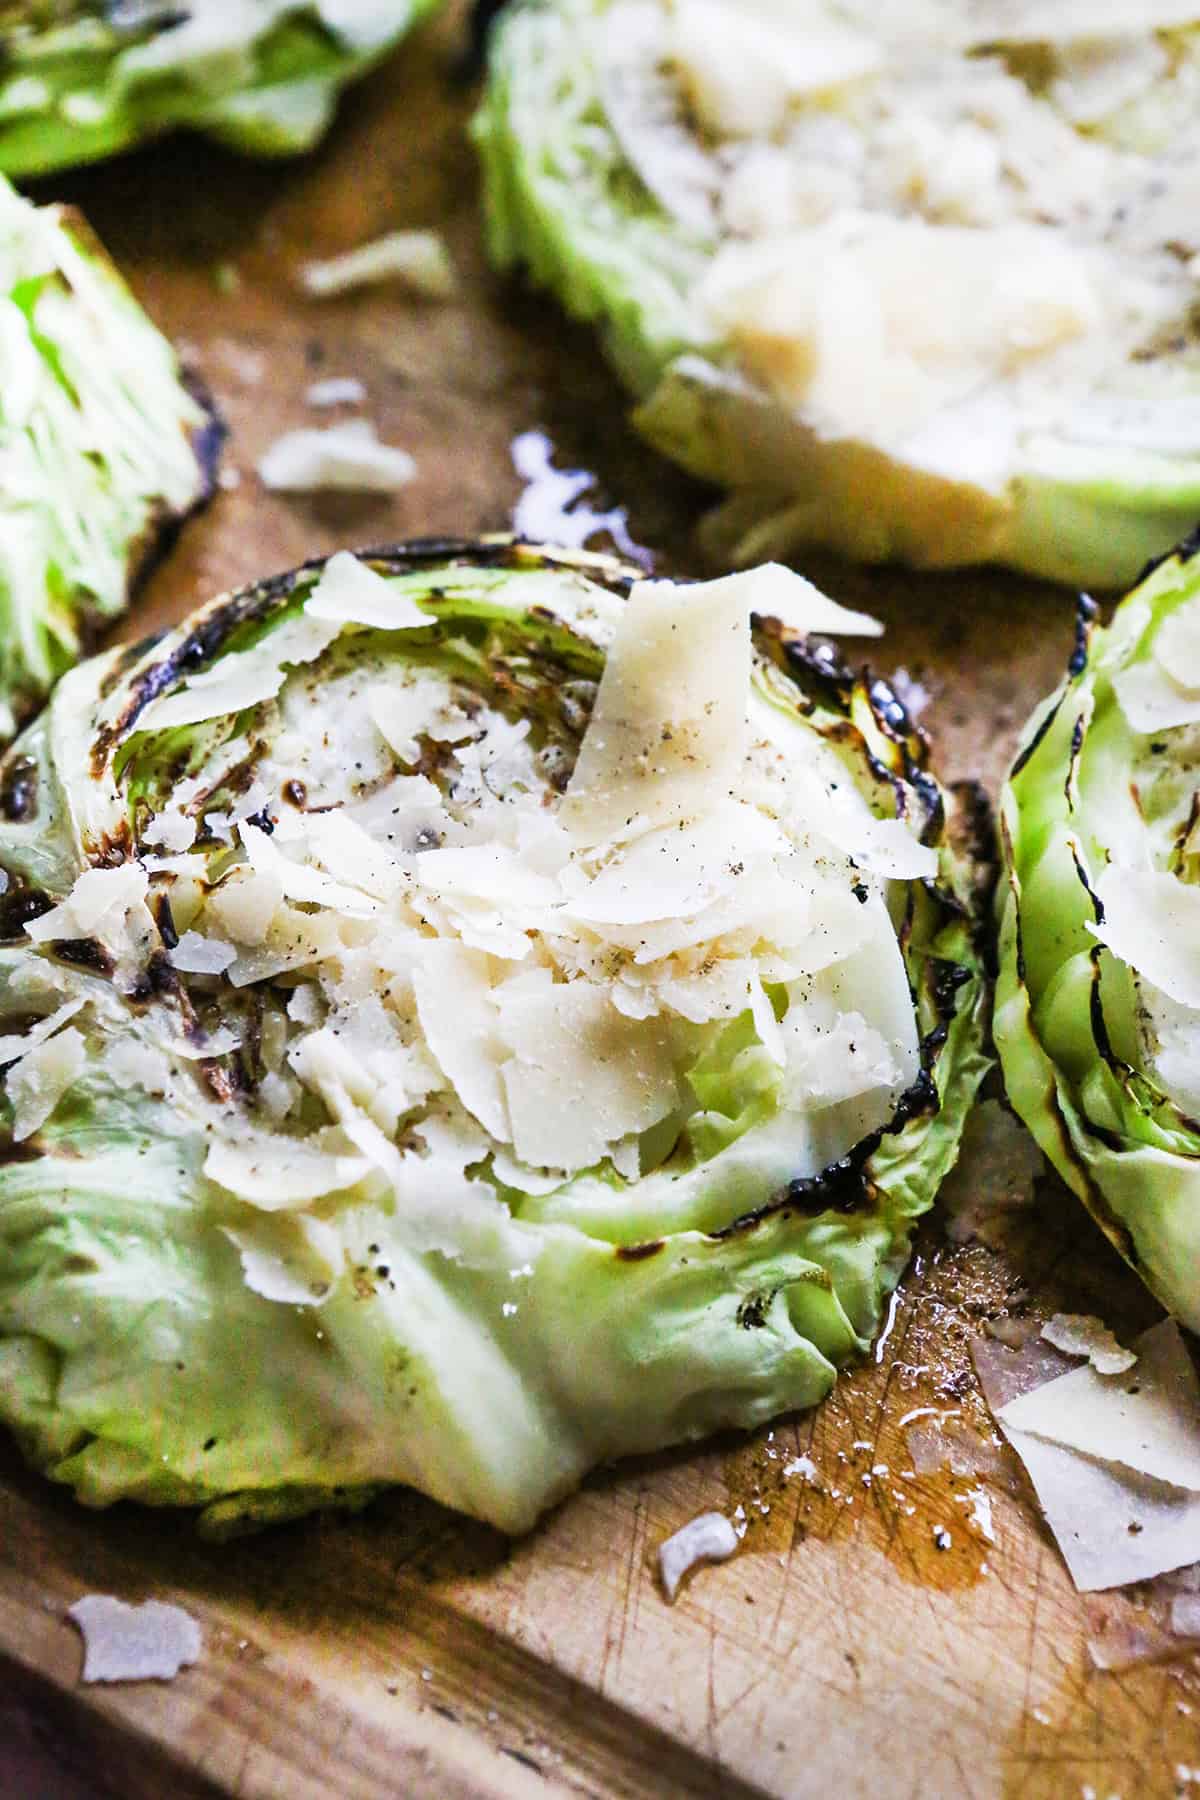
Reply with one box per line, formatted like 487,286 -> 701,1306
714,560 -> 882,637
497,979 -> 679,1174
561,574 -> 750,845
169,932 -> 236,976
0,995 -> 85,1068
1090,867 -> 1200,1009
998,1319 -> 1200,1492
8,1027 -> 85,1139
68,1596 -> 202,1685
137,614 -> 340,734
305,377 -> 367,408
257,420 -> 416,494
658,1510 -> 740,1601
205,1130 -> 371,1210
305,551 -> 433,632
299,230 -> 459,300
1040,1314 -> 1137,1375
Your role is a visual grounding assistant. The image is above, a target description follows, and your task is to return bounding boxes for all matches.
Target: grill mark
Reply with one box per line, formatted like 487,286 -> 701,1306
49,938 -> 115,977
0,754 -> 37,822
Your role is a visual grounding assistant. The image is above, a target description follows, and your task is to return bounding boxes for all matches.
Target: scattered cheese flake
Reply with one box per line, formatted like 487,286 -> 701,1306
497,979 -> 678,1174
170,932 -> 236,976
722,561 -> 882,637
0,996 -> 85,1069
561,574 -> 751,845
8,1027 -> 85,1139
68,1596 -> 201,1684
1089,868 -> 1200,1010
223,1217 -> 340,1307
258,420 -> 416,494
413,943 -> 511,1143
658,1511 -> 740,1601
999,1320 -> 1200,1491
299,231 -> 458,300
305,376 -> 367,408
25,863 -> 148,944
205,1132 -> 371,1210
978,1322 -> 1200,1591
1041,1315 -> 1137,1376
137,614 -> 340,733
305,551 -> 432,631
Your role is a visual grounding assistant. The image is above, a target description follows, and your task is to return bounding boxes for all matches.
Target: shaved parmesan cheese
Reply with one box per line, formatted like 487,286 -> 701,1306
566,802 -> 786,927
1052,34 -> 1169,126
299,230 -> 459,301
1154,601 -> 1200,691
497,980 -> 678,1173
25,863 -> 148,944
658,1510 -> 740,1601
367,677 -> 471,764
1041,1314 -> 1137,1375
1090,867 -> 1200,1009
305,377 -> 367,408
975,1328 -> 1200,1590
415,843 -> 561,909
303,809 -> 407,902
140,809 -> 196,853
699,217 -> 1105,451
240,822 -> 379,918
0,995 -> 85,1068
305,551 -> 433,632
715,560 -> 882,637
998,1426 -> 1200,1591
258,420 -> 416,494
413,943 -> 511,1142
69,1596 -> 201,1685
205,1131 -> 371,1210
561,575 -> 750,845
223,1216 -> 341,1306
8,1027 -> 85,1139
669,2 -> 880,138
137,614 -> 340,734
205,868 -> 285,947
170,932 -> 236,976
225,911 -> 342,988
1111,662 -> 1200,735
998,1319 -> 1200,1493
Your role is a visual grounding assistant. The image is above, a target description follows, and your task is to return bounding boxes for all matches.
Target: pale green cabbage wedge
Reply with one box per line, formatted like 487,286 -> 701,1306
475,0 -> 1200,587
997,533 -> 1200,1331
0,1 -> 442,176
0,174 -> 220,737
0,540 -> 988,1535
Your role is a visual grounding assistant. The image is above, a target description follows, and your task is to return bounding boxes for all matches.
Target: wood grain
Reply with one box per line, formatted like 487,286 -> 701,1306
4,3 -> 1200,1795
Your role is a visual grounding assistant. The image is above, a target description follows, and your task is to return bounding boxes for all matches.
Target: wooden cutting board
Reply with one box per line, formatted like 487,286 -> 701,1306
3,8 -> 1200,1795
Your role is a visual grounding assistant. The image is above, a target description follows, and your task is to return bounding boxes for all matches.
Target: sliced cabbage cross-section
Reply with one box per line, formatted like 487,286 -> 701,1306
0,539 -> 989,1534
997,532 -> 1200,1331
476,0 -> 1200,585
0,175 -> 220,736
0,1 -> 443,175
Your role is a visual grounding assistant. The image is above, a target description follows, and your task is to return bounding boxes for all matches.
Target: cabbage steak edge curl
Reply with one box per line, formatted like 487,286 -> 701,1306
0,539 -> 990,1536
475,0 -> 1200,588
997,533 -> 1200,1332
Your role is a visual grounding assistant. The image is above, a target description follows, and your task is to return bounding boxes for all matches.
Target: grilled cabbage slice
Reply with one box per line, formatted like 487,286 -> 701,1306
997,535 -> 1200,1331
476,0 -> 1200,586
0,0 -> 442,175
0,540 -> 988,1535
0,175 -> 219,737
